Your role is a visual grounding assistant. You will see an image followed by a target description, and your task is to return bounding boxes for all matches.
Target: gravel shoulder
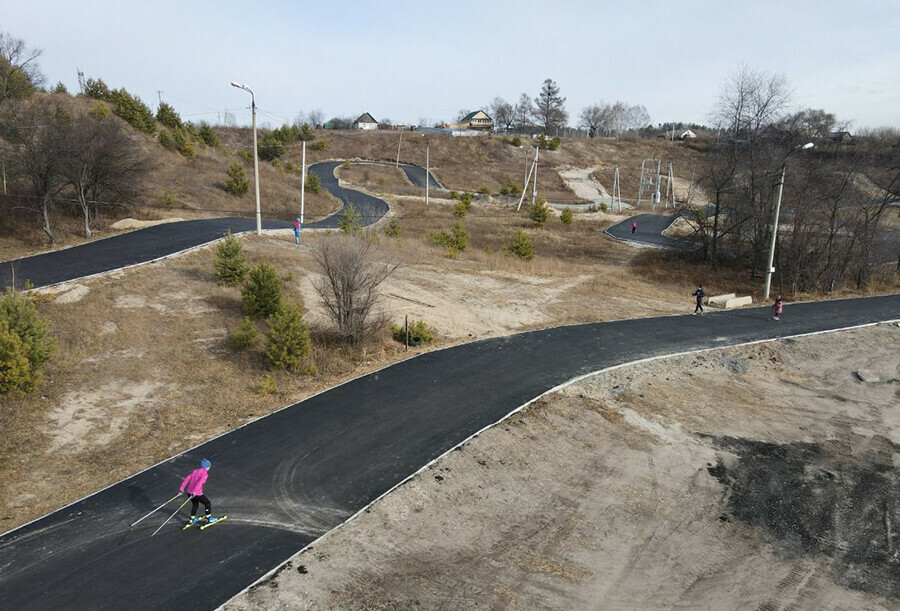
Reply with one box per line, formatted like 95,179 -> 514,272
224,324 -> 900,610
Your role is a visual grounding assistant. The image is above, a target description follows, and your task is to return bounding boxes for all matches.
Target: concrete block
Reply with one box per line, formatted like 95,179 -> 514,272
723,296 -> 753,309
708,293 -> 736,308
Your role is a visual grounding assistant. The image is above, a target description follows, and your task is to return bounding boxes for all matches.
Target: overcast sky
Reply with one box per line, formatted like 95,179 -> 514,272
5,0 -> 899,129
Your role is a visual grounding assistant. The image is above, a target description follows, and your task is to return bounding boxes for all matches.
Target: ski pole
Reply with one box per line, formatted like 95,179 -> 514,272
151,496 -> 192,537
130,493 -> 181,528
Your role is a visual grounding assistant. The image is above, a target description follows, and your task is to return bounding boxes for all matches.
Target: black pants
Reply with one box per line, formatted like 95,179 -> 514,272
190,495 -> 211,516
694,300 -> 703,313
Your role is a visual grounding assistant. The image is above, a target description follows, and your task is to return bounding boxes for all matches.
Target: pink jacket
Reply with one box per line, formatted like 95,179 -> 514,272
180,468 -> 208,496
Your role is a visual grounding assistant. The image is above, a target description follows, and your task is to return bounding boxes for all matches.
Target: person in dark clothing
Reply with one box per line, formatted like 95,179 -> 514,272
692,285 -> 705,315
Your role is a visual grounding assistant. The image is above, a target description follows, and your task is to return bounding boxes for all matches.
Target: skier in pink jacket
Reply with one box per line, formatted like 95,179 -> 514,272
180,458 -> 217,525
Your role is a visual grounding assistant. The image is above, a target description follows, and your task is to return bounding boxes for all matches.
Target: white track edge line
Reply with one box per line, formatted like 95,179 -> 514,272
215,317 -> 900,607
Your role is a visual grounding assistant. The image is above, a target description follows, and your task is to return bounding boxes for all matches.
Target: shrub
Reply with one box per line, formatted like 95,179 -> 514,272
499,182 -> 523,196
111,88 -> 156,133
51,81 -> 68,94
230,317 -> 259,350
599,202 -> 608,212
83,77 -> 112,100
156,101 -> 182,129
505,228 -> 535,260
548,136 -> 561,151
242,262 -> 283,318
310,139 -> 326,151
511,135 -> 522,147
198,122 -> 220,147
0,320 -> 33,396
257,374 -> 277,395
172,126 -> 194,158
383,218 -> 401,239
89,102 -> 110,120
477,185 -> 491,195
0,289 -> 56,395
449,190 -> 459,200
224,162 -> 250,196
214,231 -> 248,286
338,205 -> 363,233
560,207 -> 573,225
430,221 -> 468,255
162,191 -> 176,209
265,302 -> 311,371
238,149 -> 253,163
304,171 -> 321,194
452,200 -> 469,218
258,132 -> 284,161
391,319 -> 434,345
299,123 -> 315,141
528,197 -> 550,226
158,129 -> 176,151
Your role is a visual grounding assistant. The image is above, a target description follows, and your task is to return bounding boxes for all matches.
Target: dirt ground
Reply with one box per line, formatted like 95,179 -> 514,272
223,324 -> 900,611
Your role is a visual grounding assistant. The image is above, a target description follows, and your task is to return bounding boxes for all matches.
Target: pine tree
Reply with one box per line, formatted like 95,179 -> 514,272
224,163 -> 250,196
533,78 -> 568,132
242,262 -> 283,318
265,302 -> 311,371
214,231 -> 248,286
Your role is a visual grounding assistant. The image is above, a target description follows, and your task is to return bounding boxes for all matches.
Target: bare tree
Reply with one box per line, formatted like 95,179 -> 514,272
490,97 -> 514,132
63,113 -> 148,237
712,65 -> 791,140
0,97 -> 70,242
307,109 -> 324,128
578,104 -> 611,138
311,234 -> 400,345
0,32 -> 44,109
455,108 -> 472,123
533,78 -> 567,132
513,92 -> 533,132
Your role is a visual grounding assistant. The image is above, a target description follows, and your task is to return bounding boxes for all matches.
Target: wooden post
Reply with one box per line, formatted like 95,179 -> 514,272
405,314 -> 409,351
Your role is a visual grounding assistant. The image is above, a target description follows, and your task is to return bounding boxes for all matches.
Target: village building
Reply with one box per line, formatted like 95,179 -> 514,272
353,112 -> 379,130
457,110 -> 493,131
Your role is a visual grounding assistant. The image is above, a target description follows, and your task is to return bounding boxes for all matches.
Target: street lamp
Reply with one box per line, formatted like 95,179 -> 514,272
763,142 -> 814,300
231,81 -> 261,235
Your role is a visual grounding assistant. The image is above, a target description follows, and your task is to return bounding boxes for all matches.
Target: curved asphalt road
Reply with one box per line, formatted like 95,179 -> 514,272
0,295 -> 898,610
0,161 -> 388,291
351,160 -> 445,191
606,212 -> 691,249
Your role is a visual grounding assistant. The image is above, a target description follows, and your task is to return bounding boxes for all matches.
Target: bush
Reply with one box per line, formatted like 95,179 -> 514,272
449,190 -> 459,200
258,132 -> 285,161
452,200 -> 469,218
560,207 -> 573,225
599,202 -> 608,212
224,162 -> 250,196
505,228 -> 535,260
304,171 -> 321,194
83,77 -> 112,100
230,317 -> 259,350
548,136 -> 561,151
162,191 -> 176,209
198,122 -> 220,147
528,197 -> 550,226
242,262 -> 283,318
265,302 -> 311,371
156,101 -> 182,129
299,124 -> 315,141
477,185 -> 491,195
338,205 -> 362,233
214,231 -> 248,286
383,218 -> 401,239
0,320 -> 34,396
430,221 -> 468,255
171,126 -> 194,158
310,140 -> 326,151
158,129 -> 176,151
257,374 -> 277,395
0,289 -> 56,395
238,149 -> 253,163
391,319 -> 434,345
511,135 -> 522,147
89,102 -> 110,120
111,88 -> 156,134
499,182 -> 523,196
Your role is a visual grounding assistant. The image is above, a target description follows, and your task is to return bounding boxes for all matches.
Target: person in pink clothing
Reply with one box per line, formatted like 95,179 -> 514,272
180,458 -> 215,525
631,221 -> 637,234
772,295 -> 784,321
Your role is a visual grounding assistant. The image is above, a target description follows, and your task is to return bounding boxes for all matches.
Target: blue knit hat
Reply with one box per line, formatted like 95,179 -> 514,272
200,459 -> 211,469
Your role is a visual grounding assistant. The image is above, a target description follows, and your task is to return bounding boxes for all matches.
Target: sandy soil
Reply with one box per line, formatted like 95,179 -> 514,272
223,324 -> 900,611
559,166 -> 610,201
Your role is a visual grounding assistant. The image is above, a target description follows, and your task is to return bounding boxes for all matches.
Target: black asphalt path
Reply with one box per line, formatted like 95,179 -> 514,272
606,212 -> 691,249
1,295 -> 898,610
0,161 -> 388,290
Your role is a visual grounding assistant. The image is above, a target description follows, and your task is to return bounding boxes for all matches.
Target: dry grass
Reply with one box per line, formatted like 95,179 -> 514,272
336,163 -> 419,196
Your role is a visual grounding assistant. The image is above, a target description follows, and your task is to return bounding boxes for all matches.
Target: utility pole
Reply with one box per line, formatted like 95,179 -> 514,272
156,91 -> 163,107
613,166 -> 621,212
2,160 -> 6,195
423,135 -> 430,206
396,130 -> 403,169
531,146 -> 539,208
231,82 -> 262,235
300,140 -> 306,237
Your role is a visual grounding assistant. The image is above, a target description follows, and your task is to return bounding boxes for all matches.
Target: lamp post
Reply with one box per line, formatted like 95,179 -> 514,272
763,142 -> 814,300
231,81 -> 261,235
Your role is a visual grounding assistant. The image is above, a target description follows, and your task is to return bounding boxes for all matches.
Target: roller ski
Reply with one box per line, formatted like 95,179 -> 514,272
200,515 -> 227,530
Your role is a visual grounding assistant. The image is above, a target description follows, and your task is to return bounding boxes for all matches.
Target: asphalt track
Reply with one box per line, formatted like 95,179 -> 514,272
0,161 -> 388,291
1,296 -> 898,609
606,212 -> 690,249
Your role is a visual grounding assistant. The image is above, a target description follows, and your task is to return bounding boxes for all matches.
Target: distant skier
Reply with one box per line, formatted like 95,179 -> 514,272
692,284 -> 706,315
180,458 -> 218,526
631,221 -> 637,234
772,295 -> 784,321
294,217 -> 301,244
